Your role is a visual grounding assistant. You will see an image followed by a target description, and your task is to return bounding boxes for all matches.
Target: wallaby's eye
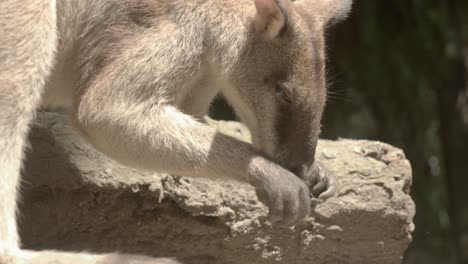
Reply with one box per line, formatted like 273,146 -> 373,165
275,82 -> 292,104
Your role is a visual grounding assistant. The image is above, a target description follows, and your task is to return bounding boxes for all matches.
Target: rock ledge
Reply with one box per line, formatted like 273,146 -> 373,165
20,112 -> 415,264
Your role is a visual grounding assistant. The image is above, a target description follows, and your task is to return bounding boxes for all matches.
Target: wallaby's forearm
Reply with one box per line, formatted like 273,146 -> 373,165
73,102 -> 312,227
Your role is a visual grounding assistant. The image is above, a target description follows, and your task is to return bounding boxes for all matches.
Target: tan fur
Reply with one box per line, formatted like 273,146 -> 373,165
0,0 -> 351,263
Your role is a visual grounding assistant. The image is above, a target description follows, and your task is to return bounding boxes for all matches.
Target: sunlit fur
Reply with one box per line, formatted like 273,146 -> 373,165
0,0 -> 351,263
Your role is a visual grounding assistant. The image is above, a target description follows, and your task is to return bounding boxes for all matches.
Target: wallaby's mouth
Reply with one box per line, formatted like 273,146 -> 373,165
289,165 -> 304,177
272,146 -> 315,178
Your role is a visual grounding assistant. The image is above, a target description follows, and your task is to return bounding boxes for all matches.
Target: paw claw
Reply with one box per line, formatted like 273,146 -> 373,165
318,184 -> 337,199
302,161 -> 338,200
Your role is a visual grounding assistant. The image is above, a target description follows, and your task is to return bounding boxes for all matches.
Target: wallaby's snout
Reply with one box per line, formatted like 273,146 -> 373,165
274,104 -> 320,178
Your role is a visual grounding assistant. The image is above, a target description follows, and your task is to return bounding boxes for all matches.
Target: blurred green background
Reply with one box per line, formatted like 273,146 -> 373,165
211,1 -> 468,263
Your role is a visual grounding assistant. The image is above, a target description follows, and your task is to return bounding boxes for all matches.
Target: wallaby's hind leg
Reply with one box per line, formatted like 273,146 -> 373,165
0,0 -> 58,258
0,1 -> 180,263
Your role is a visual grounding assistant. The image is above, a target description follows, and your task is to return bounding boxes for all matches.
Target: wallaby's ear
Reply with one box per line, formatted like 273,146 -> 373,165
254,0 -> 290,39
294,0 -> 353,26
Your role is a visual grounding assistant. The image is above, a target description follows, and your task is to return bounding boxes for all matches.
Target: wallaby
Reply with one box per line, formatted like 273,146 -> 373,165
0,0 -> 352,263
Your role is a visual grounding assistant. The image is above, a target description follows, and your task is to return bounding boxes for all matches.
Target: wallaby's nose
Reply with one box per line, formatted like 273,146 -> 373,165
283,147 -> 314,177
289,165 -> 302,176
285,151 -> 312,176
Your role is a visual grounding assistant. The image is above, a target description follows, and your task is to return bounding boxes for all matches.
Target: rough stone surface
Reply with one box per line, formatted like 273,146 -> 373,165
19,111 -> 415,264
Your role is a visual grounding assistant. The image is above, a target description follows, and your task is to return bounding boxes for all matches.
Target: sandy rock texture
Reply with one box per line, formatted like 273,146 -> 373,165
19,111 -> 415,264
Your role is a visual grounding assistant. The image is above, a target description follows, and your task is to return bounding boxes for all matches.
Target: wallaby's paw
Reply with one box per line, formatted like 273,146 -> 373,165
302,161 -> 338,200
254,164 -> 311,227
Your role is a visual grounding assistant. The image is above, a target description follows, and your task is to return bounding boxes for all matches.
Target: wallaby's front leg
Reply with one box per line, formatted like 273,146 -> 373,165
73,102 -> 311,226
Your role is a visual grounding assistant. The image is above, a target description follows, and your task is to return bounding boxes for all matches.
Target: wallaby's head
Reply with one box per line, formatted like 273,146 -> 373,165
226,0 -> 352,177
